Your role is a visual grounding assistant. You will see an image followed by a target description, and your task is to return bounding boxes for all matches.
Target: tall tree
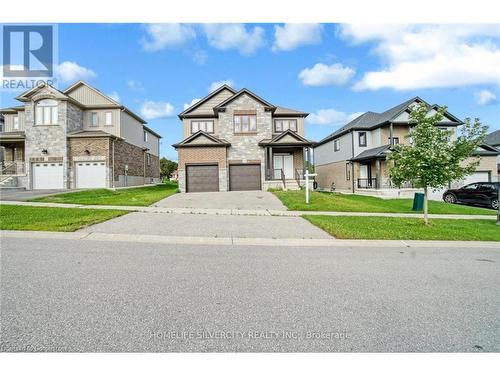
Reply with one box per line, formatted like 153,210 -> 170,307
160,157 -> 178,179
388,103 -> 487,224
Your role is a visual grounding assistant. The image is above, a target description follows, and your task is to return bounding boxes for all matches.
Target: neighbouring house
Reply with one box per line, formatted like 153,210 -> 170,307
485,129 -> 500,178
173,85 -> 314,193
0,81 -> 161,190
314,97 -> 499,199
170,169 -> 179,182
0,114 -> 4,163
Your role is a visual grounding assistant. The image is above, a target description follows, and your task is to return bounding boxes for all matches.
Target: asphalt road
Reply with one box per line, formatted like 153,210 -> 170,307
1,237 -> 499,352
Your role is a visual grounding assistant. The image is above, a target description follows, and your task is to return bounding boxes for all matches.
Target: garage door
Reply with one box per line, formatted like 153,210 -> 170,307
462,171 -> 490,185
186,164 -> 219,192
76,161 -> 106,188
229,164 -> 261,191
32,162 -> 64,189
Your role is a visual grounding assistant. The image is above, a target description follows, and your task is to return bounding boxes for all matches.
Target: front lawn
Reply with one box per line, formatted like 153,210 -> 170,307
0,205 -> 128,232
273,190 -> 495,215
303,215 -> 500,241
30,182 -> 178,206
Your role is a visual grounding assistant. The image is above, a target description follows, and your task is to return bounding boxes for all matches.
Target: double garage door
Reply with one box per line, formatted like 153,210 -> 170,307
185,164 -> 261,192
32,161 -> 106,189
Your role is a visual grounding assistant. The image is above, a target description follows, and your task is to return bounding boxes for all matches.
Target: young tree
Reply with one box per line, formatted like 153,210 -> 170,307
388,103 -> 487,224
159,157 -> 178,179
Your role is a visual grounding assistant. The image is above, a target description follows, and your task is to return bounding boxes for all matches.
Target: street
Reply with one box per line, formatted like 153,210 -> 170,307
1,236 -> 499,352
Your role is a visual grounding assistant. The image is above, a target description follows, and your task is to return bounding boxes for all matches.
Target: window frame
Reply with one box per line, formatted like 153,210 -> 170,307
233,114 -> 257,134
13,115 -> 19,130
146,153 -> 151,166
274,119 -> 298,133
35,99 -> 58,126
358,132 -> 367,147
143,130 -> 148,142
346,163 -> 351,181
334,139 -> 340,152
388,137 -> 400,145
91,112 -> 99,127
190,120 -> 214,134
105,111 -> 113,126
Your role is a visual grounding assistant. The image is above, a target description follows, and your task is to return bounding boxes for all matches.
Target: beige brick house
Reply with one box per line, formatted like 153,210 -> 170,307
0,81 -> 161,190
174,85 -> 314,192
314,97 -> 499,200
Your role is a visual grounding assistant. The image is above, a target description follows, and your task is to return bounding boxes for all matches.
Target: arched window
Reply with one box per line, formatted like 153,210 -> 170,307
35,99 -> 58,125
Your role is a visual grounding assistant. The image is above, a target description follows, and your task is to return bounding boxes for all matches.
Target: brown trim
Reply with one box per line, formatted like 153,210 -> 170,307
190,119 -> 214,134
228,160 -> 243,164
274,119 -> 298,133
233,132 -> 258,136
233,110 -> 257,115
174,143 -> 230,148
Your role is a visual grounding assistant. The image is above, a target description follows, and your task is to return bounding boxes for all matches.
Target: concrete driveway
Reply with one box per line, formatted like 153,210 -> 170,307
155,191 -> 286,210
0,189 -> 72,201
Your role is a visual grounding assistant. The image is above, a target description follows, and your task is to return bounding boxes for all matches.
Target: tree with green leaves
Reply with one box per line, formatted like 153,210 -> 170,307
159,157 -> 178,180
388,103 -> 487,224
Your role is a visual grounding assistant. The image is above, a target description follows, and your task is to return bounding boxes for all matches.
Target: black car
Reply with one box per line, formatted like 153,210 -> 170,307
443,182 -> 499,210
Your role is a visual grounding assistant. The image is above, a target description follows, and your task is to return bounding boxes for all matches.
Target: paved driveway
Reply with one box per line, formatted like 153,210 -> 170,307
82,212 -> 332,239
1,237 -> 499,352
155,191 -> 286,210
0,189 -> 72,201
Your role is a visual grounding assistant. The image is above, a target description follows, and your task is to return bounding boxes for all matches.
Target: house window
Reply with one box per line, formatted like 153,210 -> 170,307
274,119 -> 297,133
389,137 -> 400,145
91,112 -> 98,127
105,112 -> 112,126
234,114 -> 257,133
334,139 -> 340,152
191,120 -> 214,134
358,132 -> 367,147
146,153 -> 151,165
13,116 -> 19,130
346,163 -> 351,180
143,130 -> 148,142
35,99 -> 58,125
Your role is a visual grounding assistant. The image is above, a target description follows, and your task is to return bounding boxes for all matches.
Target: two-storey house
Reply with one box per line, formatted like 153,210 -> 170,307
174,85 -> 314,192
485,130 -> 500,176
314,97 -> 499,198
0,81 -> 161,190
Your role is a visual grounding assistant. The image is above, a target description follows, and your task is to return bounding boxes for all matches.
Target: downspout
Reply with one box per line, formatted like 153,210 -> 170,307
351,131 -> 355,192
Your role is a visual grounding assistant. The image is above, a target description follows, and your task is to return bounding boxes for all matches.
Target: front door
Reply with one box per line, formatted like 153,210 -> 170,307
273,154 -> 294,179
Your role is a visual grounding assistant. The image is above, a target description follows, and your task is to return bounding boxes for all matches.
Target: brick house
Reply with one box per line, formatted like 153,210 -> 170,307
0,81 -> 161,190
174,85 -> 314,193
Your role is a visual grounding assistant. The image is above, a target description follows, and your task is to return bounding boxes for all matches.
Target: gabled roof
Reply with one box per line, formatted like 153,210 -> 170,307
172,130 -> 231,148
178,85 -> 237,119
349,145 -> 391,161
485,129 -> 500,146
472,143 -> 500,156
63,80 -> 121,106
258,129 -> 314,146
67,130 -> 121,139
15,83 -> 69,102
214,88 -> 276,111
315,97 -> 464,147
274,106 -> 309,117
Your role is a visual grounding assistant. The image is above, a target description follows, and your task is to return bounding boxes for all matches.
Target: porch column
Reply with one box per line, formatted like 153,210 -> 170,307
375,159 -> 381,188
267,146 -> 273,179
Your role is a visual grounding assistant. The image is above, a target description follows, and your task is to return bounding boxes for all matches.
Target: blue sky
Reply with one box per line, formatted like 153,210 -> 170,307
1,23 -> 499,160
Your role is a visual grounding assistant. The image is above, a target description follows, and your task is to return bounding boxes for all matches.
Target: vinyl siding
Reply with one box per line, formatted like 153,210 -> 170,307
185,88 -> 234,116
66,84 -> 116,106
315,132 -> 353,166
2,112 -> 25,132
83,109 -> 121,136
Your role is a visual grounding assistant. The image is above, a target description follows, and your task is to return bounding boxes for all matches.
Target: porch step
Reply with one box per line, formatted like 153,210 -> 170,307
0,175 -> 19,187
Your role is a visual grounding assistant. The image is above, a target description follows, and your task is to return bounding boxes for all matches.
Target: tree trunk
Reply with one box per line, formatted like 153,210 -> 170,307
423,186 -> 429,225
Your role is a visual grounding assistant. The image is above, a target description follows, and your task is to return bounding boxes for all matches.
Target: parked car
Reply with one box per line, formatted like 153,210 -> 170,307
443,182 -> 499,209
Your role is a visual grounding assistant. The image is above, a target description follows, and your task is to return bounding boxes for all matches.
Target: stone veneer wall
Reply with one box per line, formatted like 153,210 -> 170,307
177,146 -> 227,192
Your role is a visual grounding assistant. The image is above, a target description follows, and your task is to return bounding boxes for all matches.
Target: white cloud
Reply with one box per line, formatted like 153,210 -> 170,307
272,23 -> 323,51
141,23 -> 196,51
56,61 -> 96,83
202,24 -> 265,55
307,108 -> 364,126
208,79 -> 234,92
299,63 -> 355,86
183,98 -> 201,110
140,101 -> 175,120
339,24 -> 500,91
107,91 -> 120,102
127,80 -> 145,92
474,90 -> 497,105
191,49 -> 208,65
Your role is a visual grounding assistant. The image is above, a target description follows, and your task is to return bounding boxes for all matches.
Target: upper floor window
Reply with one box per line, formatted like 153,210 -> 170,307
389,137 -> 400,145
334,139 -> 340,152
35,99 -> 58,125
105,112 -> 112,126
274,119 -> 297,133
191,120 -> 214,134
13,116 -> 19,130
91,112 -> 98,127
358,132 -> 367,147
234,114 -> 257,134
143,130 -> 148,142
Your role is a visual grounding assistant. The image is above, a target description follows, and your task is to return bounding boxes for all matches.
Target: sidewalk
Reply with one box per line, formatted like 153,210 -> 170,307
1,200 -> 497,220
2,230 -> 499,248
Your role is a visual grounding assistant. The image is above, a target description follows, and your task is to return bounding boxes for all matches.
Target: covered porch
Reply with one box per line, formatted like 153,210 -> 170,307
1,132 -> 26,175
259,130 -> 314,190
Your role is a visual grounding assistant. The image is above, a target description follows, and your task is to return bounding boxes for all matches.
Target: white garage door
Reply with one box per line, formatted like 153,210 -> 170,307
462,171 -> 490,186
32,162 -> 64,189
75,161 -> 106,188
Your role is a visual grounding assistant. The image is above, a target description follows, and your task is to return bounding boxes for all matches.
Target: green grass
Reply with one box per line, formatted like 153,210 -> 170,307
30,182 -> 178,206
0,205 -> 128,232
303,215 -> 500,241
273,190 -> 495,215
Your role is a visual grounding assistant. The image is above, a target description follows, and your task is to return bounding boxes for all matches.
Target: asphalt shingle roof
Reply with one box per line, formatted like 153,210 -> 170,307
485,129 -> 500,146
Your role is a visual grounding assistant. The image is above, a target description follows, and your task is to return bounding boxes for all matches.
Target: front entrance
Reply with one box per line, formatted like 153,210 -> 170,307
32,162 -> 64,189
229,164 -> 261,191
273,154 -> 294,179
